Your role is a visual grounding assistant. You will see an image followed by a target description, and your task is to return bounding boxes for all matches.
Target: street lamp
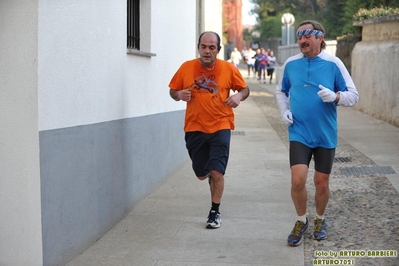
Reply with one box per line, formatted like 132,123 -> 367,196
281,13 -> 295,45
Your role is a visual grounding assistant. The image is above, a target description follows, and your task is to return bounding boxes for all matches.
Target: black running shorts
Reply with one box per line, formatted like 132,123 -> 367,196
185,129 -> 231,177
289,141 -> 335,174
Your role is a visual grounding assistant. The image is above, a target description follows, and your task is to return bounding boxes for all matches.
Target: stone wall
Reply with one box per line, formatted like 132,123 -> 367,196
351,15 -> 399,126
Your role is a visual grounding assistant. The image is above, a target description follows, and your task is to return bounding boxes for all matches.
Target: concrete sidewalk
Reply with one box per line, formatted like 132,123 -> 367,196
67,68 -> 399,266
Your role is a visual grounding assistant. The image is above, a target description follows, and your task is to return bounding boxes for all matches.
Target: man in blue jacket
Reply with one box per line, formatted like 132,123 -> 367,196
276,20 -> 359,246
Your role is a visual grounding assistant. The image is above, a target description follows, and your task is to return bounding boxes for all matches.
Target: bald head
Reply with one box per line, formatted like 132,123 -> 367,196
197,31 -> 221,51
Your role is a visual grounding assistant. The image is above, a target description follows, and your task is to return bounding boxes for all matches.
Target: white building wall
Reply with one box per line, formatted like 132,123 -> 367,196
142,0 -> 197,112
202,0 -> 224,59
0,0 -> 224,262
0,0 -> 43,265
1,0 -> 223,264
37,1 -> 198,265
2,0 -> 199,265
39,0 -> 195,131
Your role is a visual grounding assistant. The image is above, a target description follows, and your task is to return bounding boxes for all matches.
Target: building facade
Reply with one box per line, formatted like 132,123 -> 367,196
0,0 -> 222,265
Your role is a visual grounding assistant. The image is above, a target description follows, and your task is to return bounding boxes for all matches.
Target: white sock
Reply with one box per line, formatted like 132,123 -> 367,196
297,214 -> 307,223
316,213 -> 325,220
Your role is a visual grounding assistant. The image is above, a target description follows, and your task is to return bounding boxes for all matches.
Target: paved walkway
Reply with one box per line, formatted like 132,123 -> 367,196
67,68 -> 399,266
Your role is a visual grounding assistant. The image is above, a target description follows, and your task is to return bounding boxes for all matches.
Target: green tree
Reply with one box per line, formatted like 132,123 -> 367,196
323,0 -> 347,38
342,0 -> 368,34
249,0 -> 327,38
249,0 -> 399,39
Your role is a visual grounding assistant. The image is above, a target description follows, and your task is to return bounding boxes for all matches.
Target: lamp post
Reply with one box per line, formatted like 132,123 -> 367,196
281,13 -> 295,45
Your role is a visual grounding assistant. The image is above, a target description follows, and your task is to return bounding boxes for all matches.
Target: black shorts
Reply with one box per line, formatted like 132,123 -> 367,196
289,141 -> 335,174
185,130 -> 231,177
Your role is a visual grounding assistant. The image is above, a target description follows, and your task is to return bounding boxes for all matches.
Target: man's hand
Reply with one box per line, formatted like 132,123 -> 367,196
282,110 -> 293,125
224,88 -> 249,108
224,93 -> 242,108
178,89 -> 192,102
318,85 -> 337,102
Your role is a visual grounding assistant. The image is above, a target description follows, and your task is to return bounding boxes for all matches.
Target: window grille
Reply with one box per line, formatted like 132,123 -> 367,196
127,0 -> 140,50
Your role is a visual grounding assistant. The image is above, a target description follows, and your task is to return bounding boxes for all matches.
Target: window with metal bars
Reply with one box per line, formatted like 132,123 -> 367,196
127,0 -> 140,50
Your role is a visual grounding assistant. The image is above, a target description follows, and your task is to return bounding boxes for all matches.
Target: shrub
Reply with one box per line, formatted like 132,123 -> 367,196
353,6 -> 399,21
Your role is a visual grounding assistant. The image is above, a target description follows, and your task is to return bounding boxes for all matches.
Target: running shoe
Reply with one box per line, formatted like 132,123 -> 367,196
287,218 -> 308,246
313,218 -> 327,240
206,210 -> 221,229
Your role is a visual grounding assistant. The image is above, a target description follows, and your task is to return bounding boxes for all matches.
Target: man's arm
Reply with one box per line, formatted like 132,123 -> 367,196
237,87 -> 250,101
333,55 -> 359,107
276,84 -> 294,125
169,89 -> 180,101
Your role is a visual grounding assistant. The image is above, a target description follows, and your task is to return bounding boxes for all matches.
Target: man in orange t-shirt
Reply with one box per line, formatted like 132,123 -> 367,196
169,31 -> 249,229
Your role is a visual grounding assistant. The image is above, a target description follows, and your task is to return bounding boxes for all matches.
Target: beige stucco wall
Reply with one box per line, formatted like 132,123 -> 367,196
352,16 -> 399,126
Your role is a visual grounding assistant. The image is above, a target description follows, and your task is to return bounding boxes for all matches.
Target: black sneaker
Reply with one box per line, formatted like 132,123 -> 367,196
287,218 -> 308,246
206,210 -> 221,229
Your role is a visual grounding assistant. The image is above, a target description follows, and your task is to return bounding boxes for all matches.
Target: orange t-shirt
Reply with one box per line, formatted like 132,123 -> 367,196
169,58 -> 247,133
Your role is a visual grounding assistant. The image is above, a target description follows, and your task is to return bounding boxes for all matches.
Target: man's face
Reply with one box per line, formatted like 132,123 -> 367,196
297,24 -> 323,58
198,33 -> 220,66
